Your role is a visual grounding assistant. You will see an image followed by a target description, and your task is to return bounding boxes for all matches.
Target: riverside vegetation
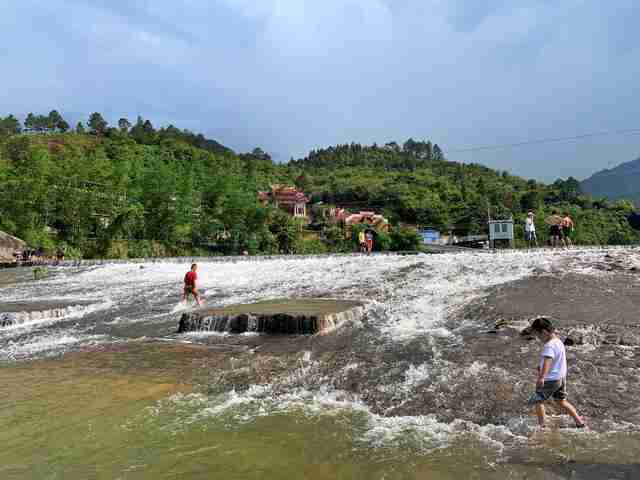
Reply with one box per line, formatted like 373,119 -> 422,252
0,111 -> 638,259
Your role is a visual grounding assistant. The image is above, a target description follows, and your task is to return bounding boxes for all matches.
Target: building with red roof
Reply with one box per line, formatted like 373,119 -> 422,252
327,208 -> 390,236
258,185 -> 310,218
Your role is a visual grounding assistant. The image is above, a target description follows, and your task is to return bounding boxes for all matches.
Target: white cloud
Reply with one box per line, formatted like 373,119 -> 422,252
1,0 -> 638,179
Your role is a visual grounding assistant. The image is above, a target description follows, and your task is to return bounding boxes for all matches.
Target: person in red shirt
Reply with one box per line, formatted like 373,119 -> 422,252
182,263 -> 202,305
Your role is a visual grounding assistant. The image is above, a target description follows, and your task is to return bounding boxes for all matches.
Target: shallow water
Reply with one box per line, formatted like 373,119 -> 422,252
1,249 -> 639,479
2,343 -> 639,480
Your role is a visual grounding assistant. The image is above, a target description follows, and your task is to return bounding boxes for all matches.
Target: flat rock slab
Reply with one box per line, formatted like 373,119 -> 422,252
178,298 -> 365,335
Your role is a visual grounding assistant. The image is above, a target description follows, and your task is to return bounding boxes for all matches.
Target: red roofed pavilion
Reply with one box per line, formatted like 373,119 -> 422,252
258,185 -> 310,218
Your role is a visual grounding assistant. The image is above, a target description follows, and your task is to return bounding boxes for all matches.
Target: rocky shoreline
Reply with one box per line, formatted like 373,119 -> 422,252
445,265 -> 640,427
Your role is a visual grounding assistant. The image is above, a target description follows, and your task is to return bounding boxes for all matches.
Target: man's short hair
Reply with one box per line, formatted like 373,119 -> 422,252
191,263 -> 197,269
530,317 -> 554,333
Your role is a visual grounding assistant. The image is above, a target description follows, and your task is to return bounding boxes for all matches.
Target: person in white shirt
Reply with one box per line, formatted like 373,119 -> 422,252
527,317 -> 585,429
525,211 -> 538,248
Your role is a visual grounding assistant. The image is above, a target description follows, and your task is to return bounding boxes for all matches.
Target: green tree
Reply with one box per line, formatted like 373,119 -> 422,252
433,144 -> 444,161
24,113 -> 36,131
56,119 -> 70,133
389,227 -> 421,251
118,118 -> 131,133
0,115 -> 21,136
269,210 -> 299,253
88,112 -> 108,135
33,115 -> 49,132
47,110 -> 63,131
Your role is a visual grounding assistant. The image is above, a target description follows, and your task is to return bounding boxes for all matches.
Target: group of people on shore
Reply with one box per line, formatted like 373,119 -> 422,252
524,210 -> 574,249
358,230 -> 374,254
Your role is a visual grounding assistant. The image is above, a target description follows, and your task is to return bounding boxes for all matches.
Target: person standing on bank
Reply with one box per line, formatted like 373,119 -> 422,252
365,230 -> 374,255
562,212 -> 574,248
548,210 -> 564,248
358,230 -> 366,253
525,211 -> 538,248
182,263 -> 202,306
527,317 -> 586,429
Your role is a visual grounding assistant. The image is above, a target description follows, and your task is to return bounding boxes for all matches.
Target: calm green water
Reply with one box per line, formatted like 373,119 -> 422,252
2,343 -> 639,480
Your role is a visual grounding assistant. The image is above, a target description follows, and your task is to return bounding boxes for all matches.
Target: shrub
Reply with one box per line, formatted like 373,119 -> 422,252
389,227 -> 422,251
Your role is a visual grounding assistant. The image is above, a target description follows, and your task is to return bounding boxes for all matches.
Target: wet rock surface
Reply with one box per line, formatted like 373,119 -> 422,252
448,271 -> 640,426
570,250 -> 640,273
166,266 -> 640,431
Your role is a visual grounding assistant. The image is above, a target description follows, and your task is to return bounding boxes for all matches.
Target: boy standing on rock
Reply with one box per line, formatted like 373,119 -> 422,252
528,317 -> 586,429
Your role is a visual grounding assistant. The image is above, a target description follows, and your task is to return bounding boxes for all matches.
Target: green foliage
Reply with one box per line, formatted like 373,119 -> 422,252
268,210 -> 300,254
0,115 -> 21,137
294,238 -> 328,254
324,225 -> 352,252
389,227 -> 422,251
0,112 -> 637,258
88,112 -> 108,135
374,231 -> 391,251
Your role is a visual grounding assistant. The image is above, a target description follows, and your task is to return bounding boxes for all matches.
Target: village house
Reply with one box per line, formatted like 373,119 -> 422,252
328,208 -> 390,237
258,185 -> 310,219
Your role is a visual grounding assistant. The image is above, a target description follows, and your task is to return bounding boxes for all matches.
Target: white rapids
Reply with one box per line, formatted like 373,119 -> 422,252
0,248 -> 625,361
1,247 -> 638,451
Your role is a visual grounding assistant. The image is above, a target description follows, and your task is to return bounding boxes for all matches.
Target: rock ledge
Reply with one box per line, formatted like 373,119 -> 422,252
178,298 -> 365,335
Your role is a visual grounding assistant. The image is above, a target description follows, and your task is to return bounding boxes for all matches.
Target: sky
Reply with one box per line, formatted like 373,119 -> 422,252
1,0 -> 639,181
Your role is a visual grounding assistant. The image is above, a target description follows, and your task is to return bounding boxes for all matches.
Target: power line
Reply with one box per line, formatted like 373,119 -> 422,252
447,128 -> 640,153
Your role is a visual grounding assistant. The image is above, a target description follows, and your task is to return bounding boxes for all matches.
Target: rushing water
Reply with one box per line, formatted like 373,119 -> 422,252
1,249 -> 639,479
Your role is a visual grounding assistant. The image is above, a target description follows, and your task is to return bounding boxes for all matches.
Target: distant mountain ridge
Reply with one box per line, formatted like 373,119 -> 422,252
581,157 -> 640,205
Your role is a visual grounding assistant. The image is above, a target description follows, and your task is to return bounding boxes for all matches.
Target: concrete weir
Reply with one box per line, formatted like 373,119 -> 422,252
178,298 -> 365,335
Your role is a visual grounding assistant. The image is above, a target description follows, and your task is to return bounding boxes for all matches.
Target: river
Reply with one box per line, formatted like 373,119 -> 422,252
1,249 -> 639,479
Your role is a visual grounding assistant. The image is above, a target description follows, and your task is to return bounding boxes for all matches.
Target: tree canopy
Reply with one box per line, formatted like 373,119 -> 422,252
1,110 -> 638,258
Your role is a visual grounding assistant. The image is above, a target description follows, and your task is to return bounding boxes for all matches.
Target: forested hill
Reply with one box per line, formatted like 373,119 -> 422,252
286,140 -> 638,244
581,157 -> 640,205
0,111 -> 289,258
1,111 -> 638,258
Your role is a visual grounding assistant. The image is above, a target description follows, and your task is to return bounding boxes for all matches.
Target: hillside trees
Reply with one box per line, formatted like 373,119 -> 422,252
0,115 -> 21,137
0,112 -> 638,256
88,112 -> 108,135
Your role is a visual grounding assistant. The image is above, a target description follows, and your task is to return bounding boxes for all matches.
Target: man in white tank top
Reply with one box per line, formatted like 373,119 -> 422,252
525,211 -> 538,248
